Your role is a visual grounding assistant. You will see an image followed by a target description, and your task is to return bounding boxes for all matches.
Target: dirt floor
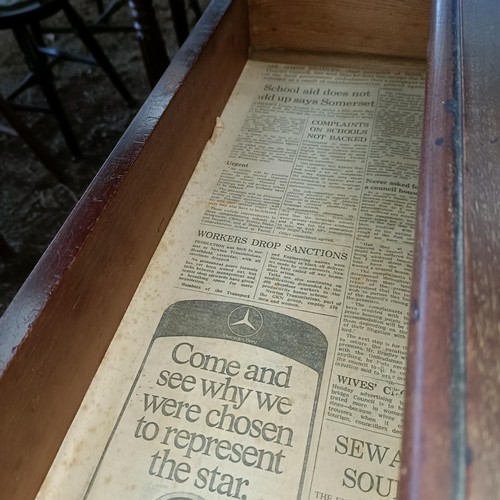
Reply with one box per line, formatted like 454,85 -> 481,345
0,1 -> 206,315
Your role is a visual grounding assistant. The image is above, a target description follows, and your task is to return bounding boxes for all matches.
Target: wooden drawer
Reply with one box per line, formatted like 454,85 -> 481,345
1,0 -> 499,498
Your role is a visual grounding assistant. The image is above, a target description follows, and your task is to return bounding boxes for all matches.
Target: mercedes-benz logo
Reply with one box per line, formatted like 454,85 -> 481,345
228,306 -> 263,337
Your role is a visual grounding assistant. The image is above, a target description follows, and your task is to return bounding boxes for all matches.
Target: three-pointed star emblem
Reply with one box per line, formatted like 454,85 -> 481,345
228,306 -> 263,337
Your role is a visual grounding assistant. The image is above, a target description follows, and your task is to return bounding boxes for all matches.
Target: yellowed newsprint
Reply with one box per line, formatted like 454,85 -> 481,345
38,59 -> 424,500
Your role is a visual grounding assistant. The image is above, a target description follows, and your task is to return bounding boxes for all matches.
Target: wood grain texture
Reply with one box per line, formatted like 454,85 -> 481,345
251,49 -> 426,72
400,0 -> 457,498
0,0 -> 248,497
402,0 -> 500,498
249,0 -> 431,59
462,0 -> 500,497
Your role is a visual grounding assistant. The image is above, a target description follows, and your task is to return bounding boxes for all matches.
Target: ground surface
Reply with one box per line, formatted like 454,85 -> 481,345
0,0 -> 205,315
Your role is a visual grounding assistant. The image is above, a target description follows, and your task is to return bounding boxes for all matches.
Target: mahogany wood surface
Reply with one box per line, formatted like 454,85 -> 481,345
400,0 -> 456,497
402,0 -> 500,498
462,0 -> 500,497
248,0 -> 431,59
0,0 -> 248,497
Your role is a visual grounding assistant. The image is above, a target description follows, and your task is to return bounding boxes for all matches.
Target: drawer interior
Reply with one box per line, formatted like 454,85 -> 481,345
0,0 -> 433,498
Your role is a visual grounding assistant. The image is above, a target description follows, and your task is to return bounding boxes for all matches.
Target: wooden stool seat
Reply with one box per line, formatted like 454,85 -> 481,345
0,0 -> 62,28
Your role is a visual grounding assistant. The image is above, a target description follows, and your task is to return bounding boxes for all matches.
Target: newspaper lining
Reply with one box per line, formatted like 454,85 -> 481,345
38,60 -> 425,500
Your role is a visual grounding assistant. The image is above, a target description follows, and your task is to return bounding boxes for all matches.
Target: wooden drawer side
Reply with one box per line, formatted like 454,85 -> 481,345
0,1 -> 249,498
248,0 -> 431,59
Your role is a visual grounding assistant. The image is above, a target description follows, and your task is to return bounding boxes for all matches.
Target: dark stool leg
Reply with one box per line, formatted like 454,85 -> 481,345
13,24 -> 81,158
0,233 -> 15,261
188,0 -> 202,21
169,0 -> 189,46
0,95 -> 67,181
30,20 -> 45,47
94,0 -> 127,25
61,0 -> 136,106
128,0 -> 170,88
94,0 -> 105,15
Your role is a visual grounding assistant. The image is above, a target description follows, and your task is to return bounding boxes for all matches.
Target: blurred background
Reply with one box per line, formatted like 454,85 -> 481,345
0,0 -> 208,315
